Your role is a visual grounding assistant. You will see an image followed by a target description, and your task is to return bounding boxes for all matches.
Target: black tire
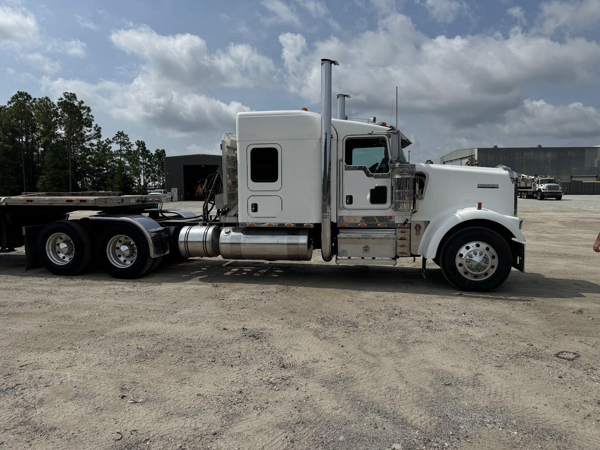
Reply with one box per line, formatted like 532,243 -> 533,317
37,220 -> 93,276
536,190 -> 544,200
98,223 -> 153,279
148,256 -> 163,273
440,227 -> 512,292
556,196 -> 562,200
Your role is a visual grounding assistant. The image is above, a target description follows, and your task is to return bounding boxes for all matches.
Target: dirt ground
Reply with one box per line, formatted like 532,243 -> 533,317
1,196 -> 599,449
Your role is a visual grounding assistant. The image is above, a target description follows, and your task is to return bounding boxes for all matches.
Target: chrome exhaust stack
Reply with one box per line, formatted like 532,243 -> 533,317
337,94 -> 350,120
321,58 -> 338,262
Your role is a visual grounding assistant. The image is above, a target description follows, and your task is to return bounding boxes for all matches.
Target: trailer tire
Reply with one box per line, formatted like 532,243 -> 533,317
98,223 -> 153,279
37,220 -> 93,276
440,227 -> 512,292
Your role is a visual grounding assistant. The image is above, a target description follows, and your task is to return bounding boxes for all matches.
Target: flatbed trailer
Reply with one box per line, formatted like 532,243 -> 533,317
0,193 -> 200,278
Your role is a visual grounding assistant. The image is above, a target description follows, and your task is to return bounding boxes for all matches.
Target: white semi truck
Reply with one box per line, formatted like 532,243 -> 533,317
517,174 -> 563,200
0,59 -> 525,291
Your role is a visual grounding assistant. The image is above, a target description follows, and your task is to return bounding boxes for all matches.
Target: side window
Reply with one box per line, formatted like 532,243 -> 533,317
345,137 -> 389,174
250,147 -> 278,183
247,144 -> 282,191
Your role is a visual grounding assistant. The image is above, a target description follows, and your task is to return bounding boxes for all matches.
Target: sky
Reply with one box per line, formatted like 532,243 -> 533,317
1,0 -> 600,163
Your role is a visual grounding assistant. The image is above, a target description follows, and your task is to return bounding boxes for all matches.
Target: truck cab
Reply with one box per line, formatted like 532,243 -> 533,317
200,58 -> 525,292
533,177 -> 563,200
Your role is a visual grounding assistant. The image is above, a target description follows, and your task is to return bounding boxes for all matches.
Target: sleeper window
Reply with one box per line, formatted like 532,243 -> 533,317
250,147 -> 278,183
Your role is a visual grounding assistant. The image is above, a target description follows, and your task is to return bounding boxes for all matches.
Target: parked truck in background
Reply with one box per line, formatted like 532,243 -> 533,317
0,59 -> 525,291
518,174 -> 563,200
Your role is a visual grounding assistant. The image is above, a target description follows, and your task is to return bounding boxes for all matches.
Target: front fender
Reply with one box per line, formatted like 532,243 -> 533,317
418,207 -> 525,259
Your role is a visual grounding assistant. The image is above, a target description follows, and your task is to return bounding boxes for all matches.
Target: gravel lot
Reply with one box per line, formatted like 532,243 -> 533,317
1,196 -> 599,449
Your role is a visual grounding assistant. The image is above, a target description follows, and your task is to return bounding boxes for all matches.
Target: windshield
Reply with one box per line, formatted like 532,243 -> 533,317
539,178 -> 556,184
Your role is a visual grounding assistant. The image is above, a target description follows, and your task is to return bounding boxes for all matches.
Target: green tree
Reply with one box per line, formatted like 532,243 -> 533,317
425,159 -> 434,164
148,148 -> 166,188
465,156 -> 478,166
134,140 -> 152,193
33,97 -> 60,191
87,125 -> 114,191
38,142 -> 69,192
110,131 -> 134,194
6,92 -> 37,193
0,105 -> 21,195
57,92 -> 94,191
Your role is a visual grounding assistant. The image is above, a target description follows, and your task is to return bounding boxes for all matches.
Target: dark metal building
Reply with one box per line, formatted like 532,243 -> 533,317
165,154 -> 221,201
441,146 -> 600,181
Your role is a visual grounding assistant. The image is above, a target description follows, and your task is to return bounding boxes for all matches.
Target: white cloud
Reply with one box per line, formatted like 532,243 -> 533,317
261,0 -> 302,27
110,26 -> 277,89
295,0 -> 327,17
502,99 -> 600,138
40,25 -> 275,136
507,6 -> 527,26
24,53 -> 60,74
415,0 -> 467,24
63,39 -> 86,58
294,0 -> 340,31
47,39 -> 87,58
279,13 -> 600,128
74,14 -> 100,31
0,4 -> 38,45
42,76 -> 250,137
537,0 -> 600,35
186,143 -> 221,155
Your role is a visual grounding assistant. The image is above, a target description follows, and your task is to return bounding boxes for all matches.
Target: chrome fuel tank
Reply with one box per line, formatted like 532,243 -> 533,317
178,225 -> 221,258
219,227 -> 313,261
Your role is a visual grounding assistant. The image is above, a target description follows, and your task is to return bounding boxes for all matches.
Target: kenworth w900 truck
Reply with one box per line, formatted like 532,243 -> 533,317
0,59 -> 525,291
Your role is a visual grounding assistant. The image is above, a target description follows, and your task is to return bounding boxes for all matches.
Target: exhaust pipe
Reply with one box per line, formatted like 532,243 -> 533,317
337,94 -> 350,120
321,58 -> 338,262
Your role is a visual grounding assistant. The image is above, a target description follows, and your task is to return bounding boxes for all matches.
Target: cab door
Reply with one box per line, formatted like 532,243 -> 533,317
342,136 -> 392,210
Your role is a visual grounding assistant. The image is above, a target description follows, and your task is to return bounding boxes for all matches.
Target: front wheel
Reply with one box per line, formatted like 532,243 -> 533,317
536,190 -> 544,200
440,228 -> 512,292
98,224 -> 154,279
556,196 -> 562,200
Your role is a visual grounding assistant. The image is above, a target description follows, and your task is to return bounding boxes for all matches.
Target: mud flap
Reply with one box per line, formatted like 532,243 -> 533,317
511,239 -> 525,272
23,225 -> 43,270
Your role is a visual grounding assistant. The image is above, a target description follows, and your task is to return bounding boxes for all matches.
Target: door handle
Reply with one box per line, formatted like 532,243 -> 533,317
346,195 -> 353,205
251,203 -> 258,212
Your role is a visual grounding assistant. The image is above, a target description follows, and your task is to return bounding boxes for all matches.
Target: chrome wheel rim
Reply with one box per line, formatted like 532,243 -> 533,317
46,232 -> 75,266
455,241 -> 498,281
107,235 -> 137,268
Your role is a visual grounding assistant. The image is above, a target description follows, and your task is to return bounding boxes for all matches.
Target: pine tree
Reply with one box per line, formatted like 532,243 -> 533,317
33,97 -> 60,191
6,92 -> 36,193
110,131 -> 134,194
57,92 -> 94,191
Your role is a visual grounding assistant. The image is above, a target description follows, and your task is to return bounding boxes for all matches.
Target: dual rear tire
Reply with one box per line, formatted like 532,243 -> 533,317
37,221 -> 160,279
37,221 -> 93,276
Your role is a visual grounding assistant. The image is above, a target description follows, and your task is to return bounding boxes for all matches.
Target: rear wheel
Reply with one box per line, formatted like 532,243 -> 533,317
148,256 -> 163,273
37,221 -> 93,276
98,224 -> 153,279
556,196 -> 562,200
440,228 -> 512,292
